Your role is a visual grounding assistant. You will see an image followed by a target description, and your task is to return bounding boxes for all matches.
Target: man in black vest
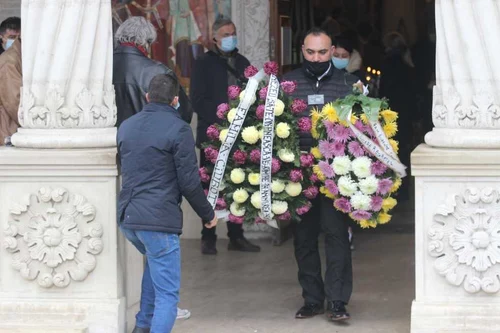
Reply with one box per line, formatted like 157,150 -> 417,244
283,27 -> 357,322
190,16 -> 260,255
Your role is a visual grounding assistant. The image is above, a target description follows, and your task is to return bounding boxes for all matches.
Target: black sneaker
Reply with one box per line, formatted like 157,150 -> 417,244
201,239 -> 217,255
295,303 -> 325,319
132,327 -> 150,333
327,301 -> 350,321
228,237 -> 261,252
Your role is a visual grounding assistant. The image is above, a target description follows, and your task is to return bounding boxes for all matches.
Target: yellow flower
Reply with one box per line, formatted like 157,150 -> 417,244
339,114 -> 357,127
311,127 -> 319,139
242,126 -> 259,144
378,212 -> 392,224
285,182 -> 302,197
320,186 -> 336,199
383,122 -> 398,138
311,108 -> 321,123
219,129 -> 228,142
227,108 -> 237,123
361,114 -> 369,124
321,103 -> 339,123
276,122 -> 291,139
369,221 -> 378,228
274,99 -> 285,116
390,178 -> 402,193
382,197 -> 397,212
359,220 -> 371,229
311,147 -> 323,159
248,173 -> 260,185
389,139 -> 399,154
230,168 -> 245,184
233,188 -> 249,203
381,109 -> 398,123
312,164 -> 326,181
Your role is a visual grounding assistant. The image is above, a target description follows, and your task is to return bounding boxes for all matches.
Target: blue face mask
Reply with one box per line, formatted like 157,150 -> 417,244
220,36 -> 237,53
332,57 -> 349,70
5,39 -> 15,50
174,102 -> 180,110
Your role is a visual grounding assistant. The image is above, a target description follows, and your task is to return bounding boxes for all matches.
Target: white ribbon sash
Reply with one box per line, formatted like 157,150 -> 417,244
207,70 -> 266,208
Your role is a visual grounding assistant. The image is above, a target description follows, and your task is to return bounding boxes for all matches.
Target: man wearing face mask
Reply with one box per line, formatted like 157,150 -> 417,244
283,27 -> 357,322
190,15 -> 261,255
0,17 -> 21,56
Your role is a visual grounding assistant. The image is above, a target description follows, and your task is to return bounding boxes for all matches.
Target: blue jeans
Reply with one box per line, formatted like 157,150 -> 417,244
120,228 -> 180,333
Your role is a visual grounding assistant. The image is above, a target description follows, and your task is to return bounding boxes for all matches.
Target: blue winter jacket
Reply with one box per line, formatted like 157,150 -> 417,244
117,102 -> 214,234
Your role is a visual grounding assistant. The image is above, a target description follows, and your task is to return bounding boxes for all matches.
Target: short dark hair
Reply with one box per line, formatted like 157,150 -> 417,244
333,36 -> 354,54
148,74 -> 179,105
212,15 -> 234,34
303,27 -> 331,44
0,17 -> 21,35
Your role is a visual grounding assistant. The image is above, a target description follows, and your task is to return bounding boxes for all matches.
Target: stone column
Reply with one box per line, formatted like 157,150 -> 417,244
411,1 -> 500,332
0,1 -> 140,332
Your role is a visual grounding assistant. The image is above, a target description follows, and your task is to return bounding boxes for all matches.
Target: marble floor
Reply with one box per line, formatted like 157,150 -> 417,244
173,213 -> 415,333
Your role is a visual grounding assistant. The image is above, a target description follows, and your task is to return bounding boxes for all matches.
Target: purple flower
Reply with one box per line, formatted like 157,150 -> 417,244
354,120 -> 364,132
300,153 -> 314,167
216,103 -> 230,119
259,87 -> 268,100
228,214 -> 244,224
199,167 -> 210,183
206,125 -> 220,141
371,196 -> 383,212
256,104 -> 265,119
303,186 -> 319,199
318,161 -> 334,178
348,141 -> 365,157
291,99 -> 308,114
319,140 -> 334,159
334,197 -> 352,213
298,117 -> 312,133
310,174 -> 320,184
280,80 -> 297,94
290,169 -> 304,182
244,65 -> 259,78
377,178 -> 393,195
264,61 -> 279,75
364,124 -> 375,137
250,149 -> 261,164
228,85 -> 241,100
276,211 -> 292,221
296,202 -> 312,215
216,197 -> 227,210
204,146 -> 219,164
330,124 -> 352,143
332,142 -> 346,157
233,150 -> 247,165
371,161 -> 388,176
271,158 -> 281,174
324,120 -> 335,137
351,210 -> 372,221
324,179 -> 339,196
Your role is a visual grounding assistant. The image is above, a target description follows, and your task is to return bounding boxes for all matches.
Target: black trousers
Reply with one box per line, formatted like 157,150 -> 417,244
294,196 -> 353,305
199,148 -> 244,241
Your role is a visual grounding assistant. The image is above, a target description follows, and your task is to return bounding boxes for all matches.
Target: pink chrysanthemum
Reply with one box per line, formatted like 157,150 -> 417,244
331,124 -> 352,143
280,81 -> 297,94
264,61 -> 279,75
334,197 -> 352,213
371,196 -> 383,212
296,202 -> 312,215
289,169 -> 304,182
216,103 -> 230,119
259,87 -> 268,100
348,141 -> 365,157
227,85 -> 241,100
256,104 -> 265,120
298,117 -> 312,133
206,125 -> 220,141
271,158 -> 281,174
291,99 -> 308,114
300,153 -> 315,168
310,174 -> 320,183
318,161 -> 334,178
233,150 -> 247,165
324,179 -> 339,195
204,146 -> 219,164
228,214 -> 244,224
249,149 -> 261,164
371,161 -> 388,176
332,142 -> 346,157
244,65 -> 259,78
198,167 -> 210,183
351,210 -> 372,221
377,178 -> 393,195
216,197 -> 227,210
319,140 -> 334,159
303,186 -> 319,199
276,211 -> 291,221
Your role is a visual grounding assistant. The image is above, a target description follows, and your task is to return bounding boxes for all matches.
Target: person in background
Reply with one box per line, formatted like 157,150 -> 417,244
190,15 -> 261,255
118,74 -> 217,333
332,36 -> 365,83
0,17 -> 22,146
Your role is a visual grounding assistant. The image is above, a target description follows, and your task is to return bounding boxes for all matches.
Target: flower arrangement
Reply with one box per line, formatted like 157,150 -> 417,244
201,62 -> 319,225
310,83 -> 405,228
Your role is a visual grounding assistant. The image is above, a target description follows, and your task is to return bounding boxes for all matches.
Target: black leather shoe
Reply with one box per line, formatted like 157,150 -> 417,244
295,303 -> 325,319
228,237 -> 261,252
132,327 -> 150,333
201,239 -> 217,255
327,300 -> 350,321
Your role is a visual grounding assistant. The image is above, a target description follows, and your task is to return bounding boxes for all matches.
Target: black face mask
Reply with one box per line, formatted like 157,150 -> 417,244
303,59 -> 331,77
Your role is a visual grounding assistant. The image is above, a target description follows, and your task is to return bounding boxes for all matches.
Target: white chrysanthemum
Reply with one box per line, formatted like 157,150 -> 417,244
285,182 -> 302,197
352,156 -> 372,178
337,176 -> 358,197
358,175 -> 379,195
248,173 -> 260,186
332,156 -> 351,175
230,202 -> 246,217
271,200 -> 288,215
278,148 -> 295,163
233,188 -> 249,204
271,180 -> 286,193
350,192 -> 372,210
230,168 -> 245,184
276,122 -> 291,139
242,126 -> 260,144
239,90 -> 257,105
219,129 -> 228,142
227,108 -> 237,123
274,99 -> 285,116
251,191 -> 262,209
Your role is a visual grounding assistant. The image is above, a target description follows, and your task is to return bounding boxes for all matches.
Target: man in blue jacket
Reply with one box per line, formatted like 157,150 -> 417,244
117,74 -> 217,333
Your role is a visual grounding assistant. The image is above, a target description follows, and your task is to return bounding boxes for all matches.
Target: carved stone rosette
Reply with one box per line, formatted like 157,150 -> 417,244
428,187 -> 500,294
3,187 -> 103,288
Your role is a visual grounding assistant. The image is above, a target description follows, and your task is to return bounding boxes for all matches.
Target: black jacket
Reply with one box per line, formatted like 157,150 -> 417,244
190,50 -> 250,146
283,65 -> 358,150
113,45 -> 193,126
117,102 -> 214,234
